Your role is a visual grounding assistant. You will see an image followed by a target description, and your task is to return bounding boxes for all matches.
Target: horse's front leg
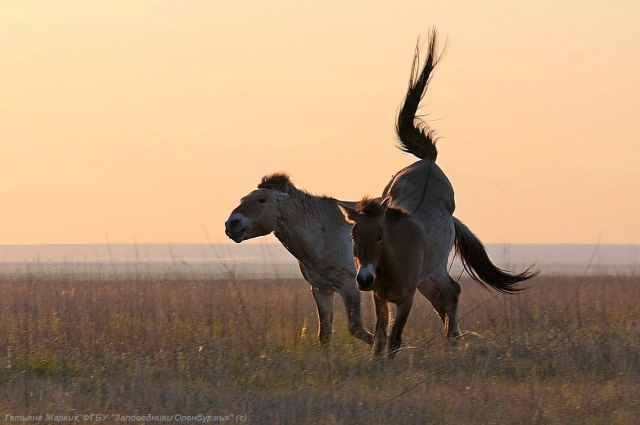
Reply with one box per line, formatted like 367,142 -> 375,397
388,292 -> 415,358
311,286 -> 335,346
373,292 -> 390,357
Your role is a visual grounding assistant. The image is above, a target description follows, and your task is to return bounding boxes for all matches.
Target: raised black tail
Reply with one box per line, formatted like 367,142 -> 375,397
396,28 -> 444,161
453,217 -> 538,294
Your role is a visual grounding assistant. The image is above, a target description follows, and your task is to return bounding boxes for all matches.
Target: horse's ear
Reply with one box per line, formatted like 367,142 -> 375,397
385,205 -> 408,220
338,202 -> 358,224
380,197 -> 390,208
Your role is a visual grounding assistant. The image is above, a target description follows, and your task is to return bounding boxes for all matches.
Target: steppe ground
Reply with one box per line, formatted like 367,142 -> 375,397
0,265 -> 639,424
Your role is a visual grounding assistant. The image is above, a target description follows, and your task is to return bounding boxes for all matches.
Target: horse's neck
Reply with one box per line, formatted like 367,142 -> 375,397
273,197 -> 327,266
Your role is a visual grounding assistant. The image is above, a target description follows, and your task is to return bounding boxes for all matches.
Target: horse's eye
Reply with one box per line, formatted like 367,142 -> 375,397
258,198 -> 266,204
377,235 -> 383,243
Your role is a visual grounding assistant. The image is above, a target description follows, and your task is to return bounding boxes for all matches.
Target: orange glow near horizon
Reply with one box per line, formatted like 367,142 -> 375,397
1,2 -> 639,245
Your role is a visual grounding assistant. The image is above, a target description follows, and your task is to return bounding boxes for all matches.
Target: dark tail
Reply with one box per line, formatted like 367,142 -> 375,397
453,217 -> 539,294
396,28 -> 444,161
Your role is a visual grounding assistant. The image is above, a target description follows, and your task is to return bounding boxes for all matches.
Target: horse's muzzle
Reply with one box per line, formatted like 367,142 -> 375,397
225,215 -> 247,243
356,264 -> 376,291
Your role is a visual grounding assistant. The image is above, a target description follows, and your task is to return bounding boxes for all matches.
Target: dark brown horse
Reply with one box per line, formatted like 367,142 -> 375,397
340,29 -> 537,357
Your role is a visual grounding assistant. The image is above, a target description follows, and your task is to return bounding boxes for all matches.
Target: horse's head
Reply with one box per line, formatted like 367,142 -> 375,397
338,197 -> 385,291
225,174 -> 291,243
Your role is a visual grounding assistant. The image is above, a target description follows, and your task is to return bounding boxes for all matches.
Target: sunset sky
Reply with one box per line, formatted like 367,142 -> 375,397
1,1 -> 639,245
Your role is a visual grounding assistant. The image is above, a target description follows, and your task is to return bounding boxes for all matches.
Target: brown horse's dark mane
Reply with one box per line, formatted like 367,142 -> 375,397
385,204 -> 409,220
355,197 -> 409,219
356,197 -> 384,217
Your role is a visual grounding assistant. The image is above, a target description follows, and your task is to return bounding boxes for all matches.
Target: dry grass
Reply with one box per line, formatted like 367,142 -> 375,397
0,265 -> 639,424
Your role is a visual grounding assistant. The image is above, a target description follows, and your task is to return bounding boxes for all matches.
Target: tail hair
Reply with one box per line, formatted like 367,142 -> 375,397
396,28 -> 445,161
453,218 -> 538,294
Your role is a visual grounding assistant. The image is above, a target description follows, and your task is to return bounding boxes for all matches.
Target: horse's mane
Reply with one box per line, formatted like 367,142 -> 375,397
356,196 -> 411,221
395,28 -> 445,161
258,173 -> 293,193
258,172 -> 334,202
356,197 -> 385,217
356,197 -> 408,219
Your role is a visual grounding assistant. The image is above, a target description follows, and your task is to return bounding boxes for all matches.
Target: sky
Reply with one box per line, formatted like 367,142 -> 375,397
1,1 -> 639,245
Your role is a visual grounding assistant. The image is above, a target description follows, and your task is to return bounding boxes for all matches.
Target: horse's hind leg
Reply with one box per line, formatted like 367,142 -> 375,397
339,283 -> 374,346
443,274 -> 462,339
418,274 -> 461,339
417,279 -> 447,326
311,286 -> 335,346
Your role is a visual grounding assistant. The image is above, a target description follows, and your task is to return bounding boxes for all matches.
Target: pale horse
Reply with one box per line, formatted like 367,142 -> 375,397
225,174 -> 373,346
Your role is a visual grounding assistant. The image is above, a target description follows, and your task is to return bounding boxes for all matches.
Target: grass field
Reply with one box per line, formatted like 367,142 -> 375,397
0,266 -> 639,424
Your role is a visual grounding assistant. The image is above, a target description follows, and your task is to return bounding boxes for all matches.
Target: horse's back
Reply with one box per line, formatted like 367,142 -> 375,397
383,159 -> 455,216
